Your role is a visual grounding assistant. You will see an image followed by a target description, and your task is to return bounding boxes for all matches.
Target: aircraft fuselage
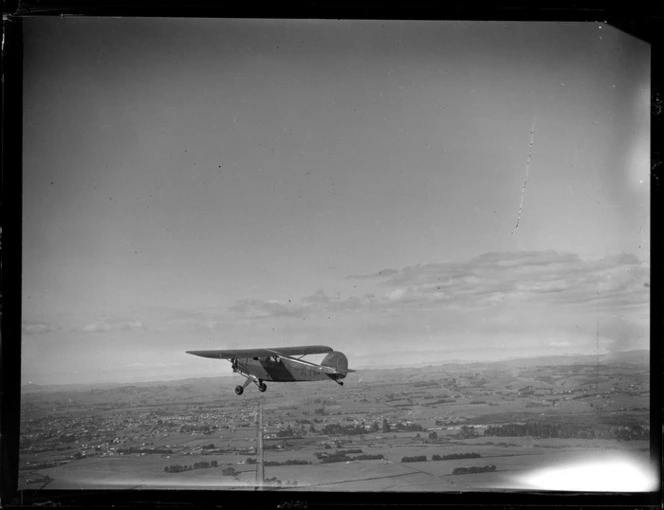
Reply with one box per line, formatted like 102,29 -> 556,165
235,356 -> 344,383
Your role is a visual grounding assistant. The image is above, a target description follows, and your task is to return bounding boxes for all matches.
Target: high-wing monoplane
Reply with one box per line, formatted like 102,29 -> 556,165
186,345 -> 353,395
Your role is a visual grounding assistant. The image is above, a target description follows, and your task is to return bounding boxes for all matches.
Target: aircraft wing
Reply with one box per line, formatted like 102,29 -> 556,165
186,345 -> 333,360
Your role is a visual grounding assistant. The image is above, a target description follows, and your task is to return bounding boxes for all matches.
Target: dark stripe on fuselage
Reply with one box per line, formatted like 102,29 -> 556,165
236,358 -> 297,382
259,358 -> 298,381
236,357 -> 337,382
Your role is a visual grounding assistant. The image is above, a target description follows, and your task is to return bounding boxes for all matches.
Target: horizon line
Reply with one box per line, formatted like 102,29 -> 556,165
20,348 -> 649,389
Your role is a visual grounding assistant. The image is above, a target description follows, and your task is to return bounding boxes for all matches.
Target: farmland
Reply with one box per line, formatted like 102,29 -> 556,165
19,350 -> 651,491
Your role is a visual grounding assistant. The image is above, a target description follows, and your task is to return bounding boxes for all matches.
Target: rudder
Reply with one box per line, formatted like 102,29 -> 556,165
321,351 -> 348,376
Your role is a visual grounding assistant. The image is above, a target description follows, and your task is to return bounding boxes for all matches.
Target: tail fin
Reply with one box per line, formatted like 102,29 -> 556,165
321,351 -> 348,377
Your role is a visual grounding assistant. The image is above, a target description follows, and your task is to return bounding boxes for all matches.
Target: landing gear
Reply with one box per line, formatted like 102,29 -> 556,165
233,376 -> 267,395
234,376 -> 253,396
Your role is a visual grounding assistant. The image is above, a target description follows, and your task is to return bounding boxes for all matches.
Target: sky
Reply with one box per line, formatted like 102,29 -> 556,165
22,18 -> 650,385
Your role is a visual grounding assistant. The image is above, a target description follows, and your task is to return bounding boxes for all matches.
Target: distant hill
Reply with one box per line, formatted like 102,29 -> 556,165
347,349 -> 650,384
20,349 -> 648,393
484,349 -> 649,369
600,349 -> 650,365
20,375 -> 232,394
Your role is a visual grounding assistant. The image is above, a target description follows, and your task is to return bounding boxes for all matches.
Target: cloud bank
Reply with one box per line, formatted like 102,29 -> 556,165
22,322 -> 55,335
223,250 -> 648,360
231,251 -> 649,319
79,318 -> 146,333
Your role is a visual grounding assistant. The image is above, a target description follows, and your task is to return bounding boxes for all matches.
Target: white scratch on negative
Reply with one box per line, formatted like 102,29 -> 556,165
513,114 -> 537,234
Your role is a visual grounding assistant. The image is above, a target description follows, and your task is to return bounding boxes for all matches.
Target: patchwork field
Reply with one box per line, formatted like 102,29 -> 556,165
19,351 -> 652,492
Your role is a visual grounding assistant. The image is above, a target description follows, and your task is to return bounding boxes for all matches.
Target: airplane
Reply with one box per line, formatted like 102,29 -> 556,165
186,345 -> 353,395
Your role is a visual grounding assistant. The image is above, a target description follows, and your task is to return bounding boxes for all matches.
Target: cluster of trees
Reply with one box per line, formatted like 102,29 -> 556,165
314,450 -> 350,460
613,426 -> 649,441
401,455 -> 427,463
276,426 -> 303,438
354,454 -> 384,461
320,455 -> 351,464
276,422 -> 318,437
477,441 -> 519,447
455,426 -> 479,439
321,423 -> 367,436
264,459 -> 311,467
222,467 -> 237,477
314,451 -> 350,463
192,461 -> 217,469
178,424 -> 215,435
395,422 -> 424,432
428,427 -> 477,441
314,451 -> 384,463
484,422 -> 649,441
118,447 -> 173,455
452,465 -> 496,475
321,418 -> 396,436
432,453 -> 481,461
164,460 -> 218,473
201,443 -> 216,450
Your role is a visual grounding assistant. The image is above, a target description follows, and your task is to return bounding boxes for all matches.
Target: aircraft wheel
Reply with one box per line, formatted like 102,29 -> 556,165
234,385 -> 244,396
258,383 -> 267,392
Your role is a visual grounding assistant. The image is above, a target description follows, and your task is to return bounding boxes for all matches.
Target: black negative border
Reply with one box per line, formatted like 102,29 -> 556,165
1,3 -> 662,509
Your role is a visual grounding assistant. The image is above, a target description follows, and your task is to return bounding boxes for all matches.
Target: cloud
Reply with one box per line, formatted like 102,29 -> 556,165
80,318 -> 146,334
229,290 -> 390,320
163,307 -> 238,331
229,299 -> 308,319
597,315 -> 649,353
301,289 -> 333,305
548,340 -> 573,348
22,322 -> 54,335
349,268 -> 399,279
228,251 -> 649,325
372,251 -> 649,312
123,361 -> 183,369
